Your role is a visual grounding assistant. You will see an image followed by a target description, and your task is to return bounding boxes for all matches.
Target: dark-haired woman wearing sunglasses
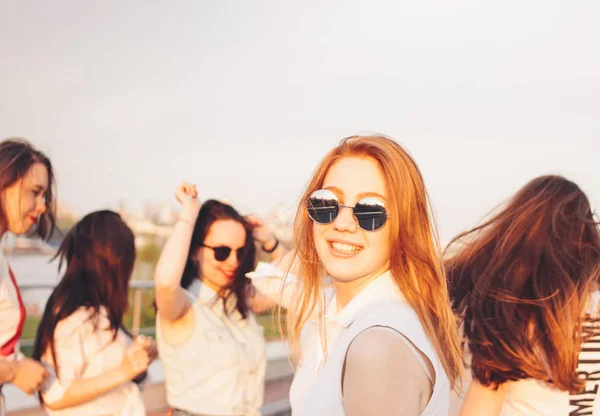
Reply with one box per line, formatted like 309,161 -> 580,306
248,135 -> 462,415
154,182 -> 284,416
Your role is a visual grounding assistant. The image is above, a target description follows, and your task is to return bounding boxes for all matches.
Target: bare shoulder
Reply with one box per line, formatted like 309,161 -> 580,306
343,327 -> 433,416
346,326 -> 429,369
348,327 -> 408,356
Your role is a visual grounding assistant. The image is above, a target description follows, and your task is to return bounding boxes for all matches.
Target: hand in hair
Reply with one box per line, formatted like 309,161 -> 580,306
245,215 -> 273,245
11,358 -> 49,395
245,214 -> 285,261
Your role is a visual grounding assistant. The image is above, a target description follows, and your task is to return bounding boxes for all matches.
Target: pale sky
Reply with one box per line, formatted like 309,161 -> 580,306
1,0 -> 599,243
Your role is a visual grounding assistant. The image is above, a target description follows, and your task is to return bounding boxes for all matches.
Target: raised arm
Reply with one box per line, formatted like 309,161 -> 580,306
154,182 -> 201,322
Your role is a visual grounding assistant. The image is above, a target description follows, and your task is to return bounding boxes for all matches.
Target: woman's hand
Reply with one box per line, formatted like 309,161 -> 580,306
11,358 -> 49,395
120,342 -> 152,381
175,182 -> 201,218
245,214 -> 277,250
135,335 -> 158,362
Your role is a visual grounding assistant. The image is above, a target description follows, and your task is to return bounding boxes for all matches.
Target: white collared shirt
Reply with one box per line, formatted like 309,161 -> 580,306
250,266 -> 450,415
156,280 -> 267,416
450,293 -> 600,416
39,306 -> 145,416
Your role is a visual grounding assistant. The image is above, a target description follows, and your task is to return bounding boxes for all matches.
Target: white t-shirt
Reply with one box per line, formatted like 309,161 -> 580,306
568,291 -> 600,415
39,306 -> 145,416
450,292 -> 600,416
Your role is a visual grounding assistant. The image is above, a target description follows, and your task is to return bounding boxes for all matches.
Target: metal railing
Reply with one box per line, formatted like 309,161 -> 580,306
19,280 -> 280,348
15,280 -> 292,415
18,280 -> 156,351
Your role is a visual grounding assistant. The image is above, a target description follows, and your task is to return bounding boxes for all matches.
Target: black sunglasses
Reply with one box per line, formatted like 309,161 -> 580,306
306,189 -> 390,232
201,244 -> 245,262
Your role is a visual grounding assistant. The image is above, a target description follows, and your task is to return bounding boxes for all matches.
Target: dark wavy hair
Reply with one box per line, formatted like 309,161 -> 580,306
180,200 -> 256,319
446,175 -> 600,393
33,211 -> 136,390
0,138 -> 56,239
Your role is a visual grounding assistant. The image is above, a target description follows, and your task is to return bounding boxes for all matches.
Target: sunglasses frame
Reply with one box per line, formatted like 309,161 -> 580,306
306,189 -> 390,232
201,243 -> 246,262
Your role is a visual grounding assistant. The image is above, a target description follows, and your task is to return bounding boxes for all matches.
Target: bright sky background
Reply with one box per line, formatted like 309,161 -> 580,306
1,0 -> 598,243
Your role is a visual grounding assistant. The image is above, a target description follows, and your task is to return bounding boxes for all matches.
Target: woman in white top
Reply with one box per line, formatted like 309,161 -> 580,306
33,210 -> 157,415
446,175 -> 600,415
253,135 -> 463,415
0,139 -> 56,409
154,183 -> 284,416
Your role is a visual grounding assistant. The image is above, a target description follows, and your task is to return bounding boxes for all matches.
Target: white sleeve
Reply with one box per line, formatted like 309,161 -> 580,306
246,261 -> 298,310
40,322 -> 86,404
247,261 -> 335,316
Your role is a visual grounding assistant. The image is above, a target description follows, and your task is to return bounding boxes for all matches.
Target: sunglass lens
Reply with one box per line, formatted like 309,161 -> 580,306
354,198 -> 388,231
307,190 -> 339,224
213,247 -> 232,262
236,248 -> 245,261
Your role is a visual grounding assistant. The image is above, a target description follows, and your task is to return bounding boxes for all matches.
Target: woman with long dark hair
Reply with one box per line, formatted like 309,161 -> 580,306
447,175 -> 600,415
154,183 -> 283,416
33,210 -> 156,415
0,138 -> 56,411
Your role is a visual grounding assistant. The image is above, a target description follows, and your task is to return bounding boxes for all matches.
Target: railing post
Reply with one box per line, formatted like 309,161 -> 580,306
132,288 -> 143,337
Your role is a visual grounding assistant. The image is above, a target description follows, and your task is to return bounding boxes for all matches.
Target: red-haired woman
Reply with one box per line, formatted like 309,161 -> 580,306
252,135 -> 462,415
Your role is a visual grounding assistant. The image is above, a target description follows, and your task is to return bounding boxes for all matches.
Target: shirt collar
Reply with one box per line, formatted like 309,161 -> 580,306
188,279 -> 240,317
324,270 -> 401,328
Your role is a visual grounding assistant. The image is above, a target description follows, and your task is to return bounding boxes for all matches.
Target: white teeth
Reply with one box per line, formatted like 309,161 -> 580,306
331,242 -> 361,253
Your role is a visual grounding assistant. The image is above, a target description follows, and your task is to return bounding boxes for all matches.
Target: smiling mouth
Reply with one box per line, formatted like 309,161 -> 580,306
329,241 -> 362,255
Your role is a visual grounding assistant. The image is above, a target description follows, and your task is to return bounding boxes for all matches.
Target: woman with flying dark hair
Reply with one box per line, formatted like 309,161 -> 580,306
447,175 -> 600,415
33,210 -> 157,415
0,138 -> 57,411
154,182 -> 284,416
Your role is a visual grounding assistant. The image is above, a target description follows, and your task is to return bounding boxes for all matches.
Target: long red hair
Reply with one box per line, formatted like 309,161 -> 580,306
286,135 -> 462,386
